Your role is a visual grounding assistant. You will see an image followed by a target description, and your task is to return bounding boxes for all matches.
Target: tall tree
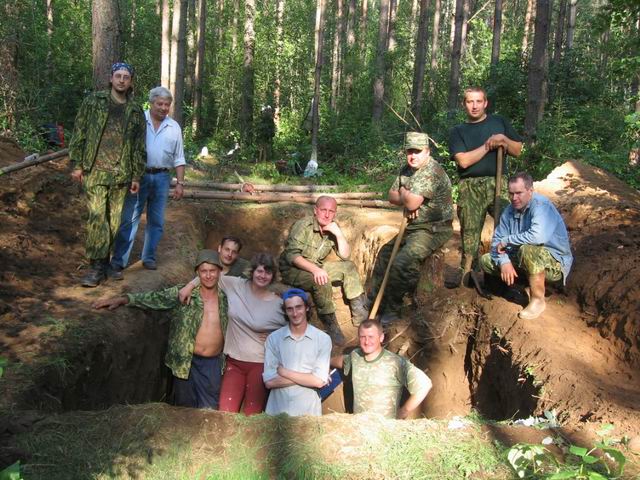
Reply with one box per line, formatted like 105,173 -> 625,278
565,0 -> 577,50
343,0 -> 356,101
191,0 -> 207,134
308,0 -> 326,172
330,0 -> 344,111
240,0 -> 256,144
447,0 -> 465,113
524,0 -> 552,139
92,0 -> 121,89
552,0 -> 567,66
169,0 -> 188,125
372,0 -> 390,123
0,2 -> 18,132
161,0 -> 171,88
428,0 -> 442,95
522,0 -> 534,56
490,0 -> 504,70
411,0 -> 430,124
274,0 -> 285,124
358,0 -> 369,63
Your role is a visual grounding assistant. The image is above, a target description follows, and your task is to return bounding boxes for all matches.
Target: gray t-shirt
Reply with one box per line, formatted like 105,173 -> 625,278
219,276 -> 286,363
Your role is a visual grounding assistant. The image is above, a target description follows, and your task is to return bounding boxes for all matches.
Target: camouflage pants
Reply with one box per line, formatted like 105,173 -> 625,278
83,180 -> 128,261
479,245 -> 563,282
280,260 -> 364,315
369,226 -> 453,311
458,176 -> 508,269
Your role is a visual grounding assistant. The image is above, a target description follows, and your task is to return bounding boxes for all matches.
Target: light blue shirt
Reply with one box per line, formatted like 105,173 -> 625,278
263,323 -> 331,417
144,111 -> 186,169
491,192 -> 573,282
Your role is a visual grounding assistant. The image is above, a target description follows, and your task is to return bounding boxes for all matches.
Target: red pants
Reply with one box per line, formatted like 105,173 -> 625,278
219,356 -> 268,415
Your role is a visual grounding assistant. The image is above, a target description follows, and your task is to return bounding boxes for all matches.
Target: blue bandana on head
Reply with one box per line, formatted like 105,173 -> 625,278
281,288 -> 309,303
111,62 -> 134,77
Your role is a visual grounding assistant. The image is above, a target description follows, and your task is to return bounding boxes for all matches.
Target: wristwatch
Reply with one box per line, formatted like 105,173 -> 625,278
176,180 -> 185,186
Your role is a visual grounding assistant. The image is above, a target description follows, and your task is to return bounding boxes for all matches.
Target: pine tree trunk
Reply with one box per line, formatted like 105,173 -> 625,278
92,0 -> 121,90
552,0 -> 566,66
0,2 -> 18,132
358,0 -> 369,63
565,0 -> 576,51
428,0 -> 442,95
411,0 -> 430,125
309,0 -> 327,166
232,0 -> 239,52
522,0 -> 534,57
169,0 -> 188,125
490,0 -> 503,70
240,0 -> 256,144
343,0 -> 356,102
185,0 -> 197,105
161,0 -> 171,88
388,0 -> 398,52
447,0 -> 465,113
274,0 -> 285,124
330,0 -> 344,111
524,0 -> 552,139
372,0 -> 390,123
460,0 -> 470,58
409,0 -> 420,58
191,0 -> 207,134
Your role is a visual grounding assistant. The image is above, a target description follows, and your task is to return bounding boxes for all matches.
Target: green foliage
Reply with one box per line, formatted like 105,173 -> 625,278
0,462 -> 23,480
0,357 -> 7,378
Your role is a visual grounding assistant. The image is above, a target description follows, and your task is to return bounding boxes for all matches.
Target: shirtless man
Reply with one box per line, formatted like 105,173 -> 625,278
93,249 -> 228,408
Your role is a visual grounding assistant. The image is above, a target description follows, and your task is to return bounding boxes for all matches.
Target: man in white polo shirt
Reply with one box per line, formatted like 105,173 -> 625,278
110,86 -> 186,276
263,288 -> 332,416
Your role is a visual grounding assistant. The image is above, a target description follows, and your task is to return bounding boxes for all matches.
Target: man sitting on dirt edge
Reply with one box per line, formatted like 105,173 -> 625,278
279,196 -> 369,345
92,250 -> 228,409
480,172 -> 573,320
331,319 -> 432,419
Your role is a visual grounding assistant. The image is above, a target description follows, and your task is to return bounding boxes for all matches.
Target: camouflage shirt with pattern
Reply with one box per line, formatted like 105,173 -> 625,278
127,285 -> 228,380
69,90 -> 147,184
279,216 -> 347,272
343,348 -> 432,418
391,157 -> 454,231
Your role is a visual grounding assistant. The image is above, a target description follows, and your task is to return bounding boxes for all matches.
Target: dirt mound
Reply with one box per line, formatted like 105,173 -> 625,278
0,137 -> 24,167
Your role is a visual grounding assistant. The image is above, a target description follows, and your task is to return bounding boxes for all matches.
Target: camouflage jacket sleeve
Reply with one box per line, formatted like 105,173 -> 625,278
126,286 -> 181,311
127,104 -> 147,182
68,96 -> 92,170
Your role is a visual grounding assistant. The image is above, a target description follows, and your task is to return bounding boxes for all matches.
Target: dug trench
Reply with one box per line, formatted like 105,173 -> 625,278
1,146 -> 640,474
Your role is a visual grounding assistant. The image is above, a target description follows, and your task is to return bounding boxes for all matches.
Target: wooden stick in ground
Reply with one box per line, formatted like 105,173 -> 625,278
0,149 -> 69,176
368,216 -> 409,320
493,146 -> 504,221
176,189 -> 392,208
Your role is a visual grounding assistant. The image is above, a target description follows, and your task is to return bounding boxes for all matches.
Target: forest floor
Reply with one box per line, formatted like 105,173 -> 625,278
1,136 -> 639,479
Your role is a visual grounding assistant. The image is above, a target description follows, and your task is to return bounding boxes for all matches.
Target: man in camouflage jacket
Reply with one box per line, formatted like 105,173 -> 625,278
369,132 -> 454,323
69,62 -> 146,287
93,250 -> 229,409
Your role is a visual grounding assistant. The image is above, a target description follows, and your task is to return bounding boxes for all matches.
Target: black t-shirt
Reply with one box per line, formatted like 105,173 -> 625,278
448,114 -> 522,179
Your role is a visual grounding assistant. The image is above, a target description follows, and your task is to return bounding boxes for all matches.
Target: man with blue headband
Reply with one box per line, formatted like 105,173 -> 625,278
263,288 -> 332,416
69,62 -> 146,287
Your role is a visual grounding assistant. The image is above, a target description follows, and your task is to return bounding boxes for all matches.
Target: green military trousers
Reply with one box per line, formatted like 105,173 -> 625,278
281,260 -> 364,315
457,176 -> 508,269
479,245 -> 563,282
83,176 -> 128,262
369,226 -> 453,311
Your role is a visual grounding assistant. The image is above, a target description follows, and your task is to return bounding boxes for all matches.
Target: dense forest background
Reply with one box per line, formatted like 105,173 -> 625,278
0,0 -> 638,186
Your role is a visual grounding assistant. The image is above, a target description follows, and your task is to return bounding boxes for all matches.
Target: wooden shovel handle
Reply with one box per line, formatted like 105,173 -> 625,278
493,146 -> 504,221
368,216 -> 409,320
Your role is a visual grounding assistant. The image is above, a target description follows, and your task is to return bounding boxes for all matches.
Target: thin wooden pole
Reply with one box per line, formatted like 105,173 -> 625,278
0,149 -> 69,176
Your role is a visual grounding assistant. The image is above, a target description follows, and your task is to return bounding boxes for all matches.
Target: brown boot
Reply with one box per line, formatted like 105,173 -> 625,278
518,273 -> 546,320
349,294 -> 369,326
318,313 -> 346,346
460,256 -> 474,288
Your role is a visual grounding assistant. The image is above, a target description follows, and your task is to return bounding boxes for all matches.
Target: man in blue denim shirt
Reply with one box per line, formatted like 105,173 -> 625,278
479,172 -> 573,319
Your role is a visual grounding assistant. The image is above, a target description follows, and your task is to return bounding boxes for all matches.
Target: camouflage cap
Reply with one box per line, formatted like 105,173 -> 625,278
194,249 -> 223,270
405,131 -> 429,150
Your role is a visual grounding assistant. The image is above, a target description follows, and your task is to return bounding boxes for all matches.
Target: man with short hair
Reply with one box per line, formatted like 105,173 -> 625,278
479,172 -> 573,319
263,289 -> 332,416
217,235 -> 251,277
110,86 -> 186,274
331,319 -> 432,419
449,87 -> 523,285
69,62 -> 147,287
93,250 -> 228,408
369,131 -> 453,322
279,196 -> 368,344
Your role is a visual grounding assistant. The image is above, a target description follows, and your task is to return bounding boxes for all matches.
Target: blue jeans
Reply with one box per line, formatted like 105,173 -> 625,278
111,171 -> 171,268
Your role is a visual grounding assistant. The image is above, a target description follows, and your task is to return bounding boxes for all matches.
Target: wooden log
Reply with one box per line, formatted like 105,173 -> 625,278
177,189 -> 393,208
172,182 -> 380,199
0,149 -> 69,176
416,247 -> 447,295
170,179 -> 371,192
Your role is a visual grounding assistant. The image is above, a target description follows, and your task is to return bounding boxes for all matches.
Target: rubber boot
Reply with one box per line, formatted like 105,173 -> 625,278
318,313 -> 346,346
460,256 -> 474,288
81,260 -> 106,288
518,273 -> 546,320
349,293 -> 369,326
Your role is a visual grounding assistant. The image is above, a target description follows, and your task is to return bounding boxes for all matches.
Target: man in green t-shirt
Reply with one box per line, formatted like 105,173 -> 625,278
369,131 -> 453,322
69,62 -> 146,287
449,87 -> 523,286
331,319 -> 432,419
